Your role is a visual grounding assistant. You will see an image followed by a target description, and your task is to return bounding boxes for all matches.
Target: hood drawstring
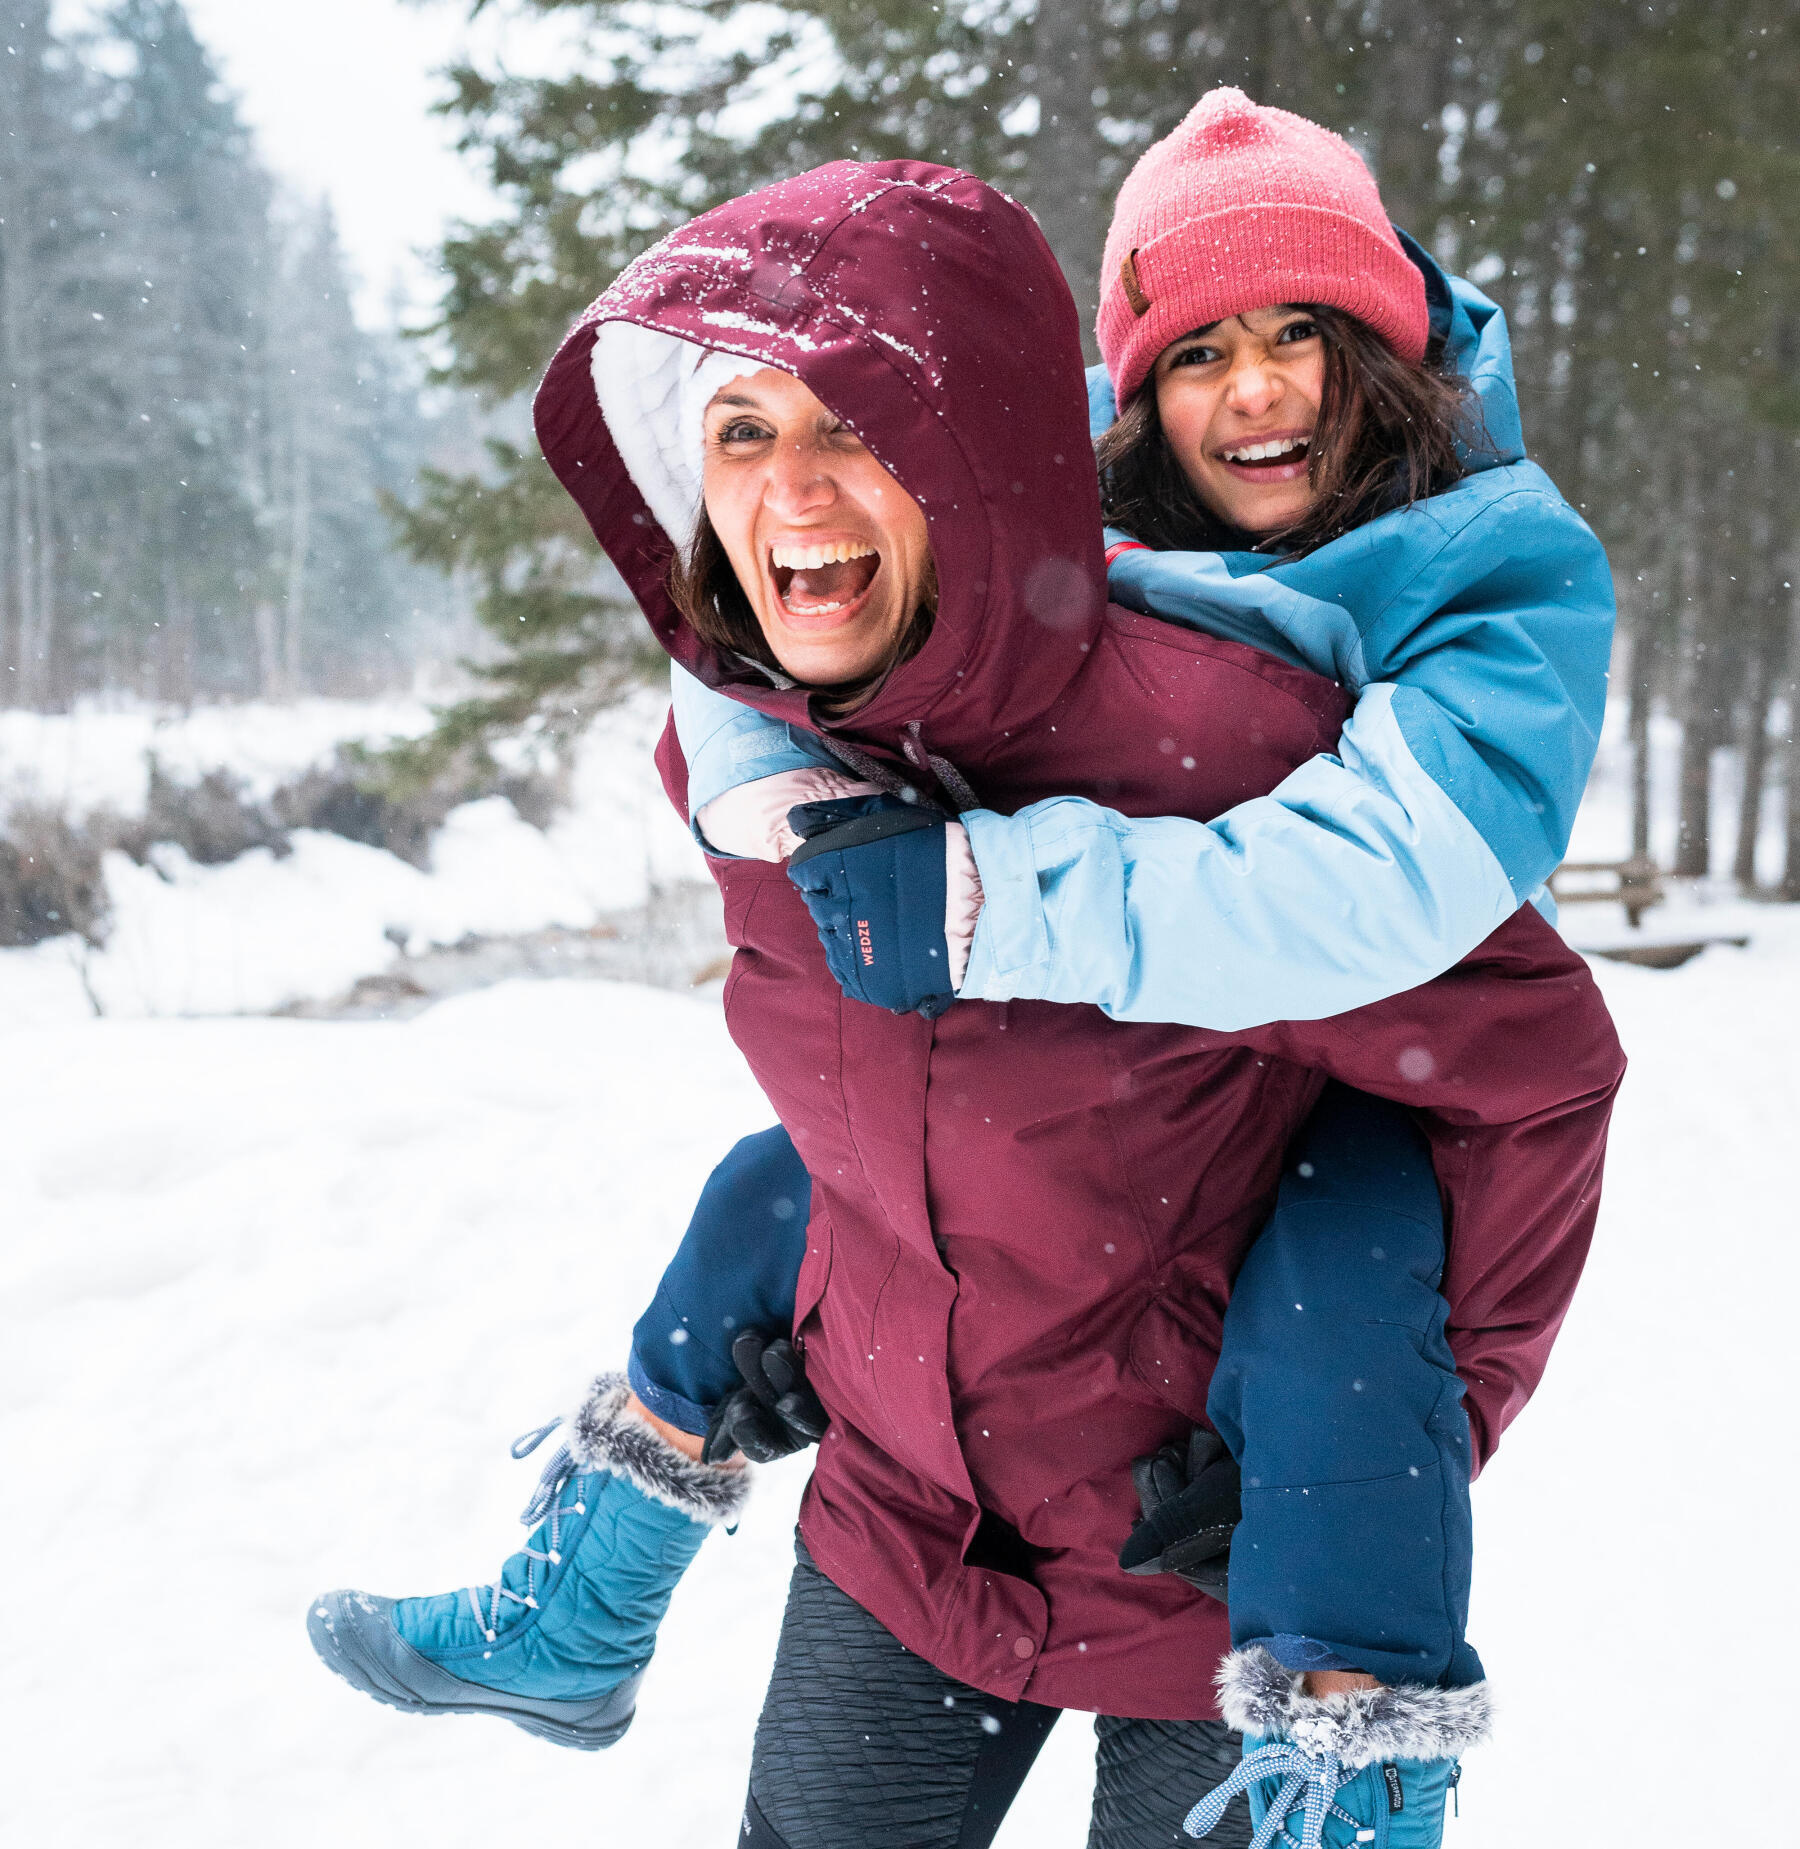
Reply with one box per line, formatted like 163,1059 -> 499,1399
818,725 -> 979,817
903,723 -> 981,815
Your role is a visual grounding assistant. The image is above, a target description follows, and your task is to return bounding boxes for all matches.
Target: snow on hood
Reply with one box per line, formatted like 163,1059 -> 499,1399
535,160 -> 1107,766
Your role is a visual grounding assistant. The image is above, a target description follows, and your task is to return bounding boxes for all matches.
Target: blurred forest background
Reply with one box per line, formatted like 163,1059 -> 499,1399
0,0 -> 474,711
5,0 -> 1798,892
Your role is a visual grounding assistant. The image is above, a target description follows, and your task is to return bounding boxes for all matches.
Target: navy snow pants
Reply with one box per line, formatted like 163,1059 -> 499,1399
627,1087 -> 1481,1690
626,1124 -> 813,1437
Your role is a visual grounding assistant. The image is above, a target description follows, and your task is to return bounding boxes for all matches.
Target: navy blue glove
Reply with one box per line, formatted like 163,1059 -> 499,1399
785,794 -> 957,1019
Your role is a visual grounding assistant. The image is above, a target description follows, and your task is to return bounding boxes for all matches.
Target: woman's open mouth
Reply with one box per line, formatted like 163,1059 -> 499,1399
1216,433 -> 1312,485
769,540 -> 882,630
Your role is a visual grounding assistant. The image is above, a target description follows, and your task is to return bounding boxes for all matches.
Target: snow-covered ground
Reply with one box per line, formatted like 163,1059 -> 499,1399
5,930 -> 1798,1846
0,697 -> 434,818
3,694 -> 1798,1845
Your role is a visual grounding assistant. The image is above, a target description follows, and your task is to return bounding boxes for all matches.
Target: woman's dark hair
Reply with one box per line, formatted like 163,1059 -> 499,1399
668,508 -> 936,712
1096,304 -> 1481,558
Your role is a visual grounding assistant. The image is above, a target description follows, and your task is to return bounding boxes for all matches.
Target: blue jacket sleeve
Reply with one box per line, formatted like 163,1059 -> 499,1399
961,477 -> 1615,1028
670,663 -> 841,838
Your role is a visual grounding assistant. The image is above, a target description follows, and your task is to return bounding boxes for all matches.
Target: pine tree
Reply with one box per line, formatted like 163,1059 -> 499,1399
1,0 -> 470,709
101,0 -> 274,702
1,0 -> 145,702
260,203 -> 427,696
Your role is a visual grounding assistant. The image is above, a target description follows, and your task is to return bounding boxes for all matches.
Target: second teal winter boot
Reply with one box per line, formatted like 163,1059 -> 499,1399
308,1373 -> 747,1750
1183,1647 -> 1491,1847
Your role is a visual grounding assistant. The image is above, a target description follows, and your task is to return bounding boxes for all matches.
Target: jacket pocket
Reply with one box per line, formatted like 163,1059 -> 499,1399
715,860 -> 765,949
717,867 -> 765,1016
1128,1291 -> 1224,1426
791,1204 -> 835,1344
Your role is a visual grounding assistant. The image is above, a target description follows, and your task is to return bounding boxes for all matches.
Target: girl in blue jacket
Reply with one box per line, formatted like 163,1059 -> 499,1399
311,93 -> 1612,1849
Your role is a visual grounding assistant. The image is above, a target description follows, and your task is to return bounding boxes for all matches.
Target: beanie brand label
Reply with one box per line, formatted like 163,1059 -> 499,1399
1120,249 -> 1150,317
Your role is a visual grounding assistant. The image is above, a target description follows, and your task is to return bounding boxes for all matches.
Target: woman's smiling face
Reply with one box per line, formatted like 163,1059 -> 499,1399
700,367 -> 932,689
1152,306 -> 1330,536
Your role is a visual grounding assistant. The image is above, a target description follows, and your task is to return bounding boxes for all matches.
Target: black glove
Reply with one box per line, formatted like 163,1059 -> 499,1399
700,1330 -> 829,1465
785,794 -> 957,1019
1117,1426 -> 1241,1603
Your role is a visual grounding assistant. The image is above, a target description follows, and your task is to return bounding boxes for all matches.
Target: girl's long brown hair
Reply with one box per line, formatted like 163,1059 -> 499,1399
1096,305 -> 1482,558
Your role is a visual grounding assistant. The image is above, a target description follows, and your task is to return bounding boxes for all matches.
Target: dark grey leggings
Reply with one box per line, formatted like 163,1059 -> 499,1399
741,1546 -> 1252,1849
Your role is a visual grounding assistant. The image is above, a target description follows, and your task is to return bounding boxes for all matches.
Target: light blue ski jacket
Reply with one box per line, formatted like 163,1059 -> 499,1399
671,247 -> 1615,1030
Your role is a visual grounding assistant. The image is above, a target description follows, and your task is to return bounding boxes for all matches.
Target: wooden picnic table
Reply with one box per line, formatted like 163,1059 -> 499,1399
1548,855 -> 1665,929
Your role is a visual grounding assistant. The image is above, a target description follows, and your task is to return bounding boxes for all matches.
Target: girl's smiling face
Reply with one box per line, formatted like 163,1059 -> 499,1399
700,367 -> 932,690
1152,306 -> 1331,536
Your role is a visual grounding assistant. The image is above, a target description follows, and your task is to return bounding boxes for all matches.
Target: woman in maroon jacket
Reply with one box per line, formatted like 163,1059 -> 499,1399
530,161 -> 1624,1847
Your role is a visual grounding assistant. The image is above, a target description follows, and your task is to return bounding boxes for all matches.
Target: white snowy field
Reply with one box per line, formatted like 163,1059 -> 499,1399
4,921 -> 1799,1848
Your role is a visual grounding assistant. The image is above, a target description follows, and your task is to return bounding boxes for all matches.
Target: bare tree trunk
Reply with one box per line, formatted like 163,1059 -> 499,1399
284,443 -> 311,695
1629,621 -> 1654,862
4,227 -> 48,706
1733,469 -> 1786,891
253,600 -> 281,698
0,257 -> 16,694
1672,447 -> 1720,878
9,391 -> 51,707
24,391 -> 56,704
1783,591 -> 1800,902
6,397 -> 29,698
155,547 -> 196,708
1025,0 -> 1107,360
1674,702 -> 1722,878
1735,655 -> 1777,891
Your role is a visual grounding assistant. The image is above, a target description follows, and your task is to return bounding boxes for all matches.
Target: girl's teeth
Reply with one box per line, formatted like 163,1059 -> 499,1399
770,540 -> 877,570
1225,437 -> 1306,462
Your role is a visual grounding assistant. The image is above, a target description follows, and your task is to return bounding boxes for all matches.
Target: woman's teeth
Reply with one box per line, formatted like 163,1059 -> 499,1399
771,539 -> 882,618
1221,436 -> 1309,463
770,540 -> 877,571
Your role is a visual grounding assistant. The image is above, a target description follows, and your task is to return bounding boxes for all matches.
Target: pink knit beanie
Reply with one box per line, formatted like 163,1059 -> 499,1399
1097,88 -> 1428,407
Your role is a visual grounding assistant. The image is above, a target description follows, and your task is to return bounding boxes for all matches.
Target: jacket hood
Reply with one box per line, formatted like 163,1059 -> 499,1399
535,161 -> 1106,764
1398,230 -> 1524,471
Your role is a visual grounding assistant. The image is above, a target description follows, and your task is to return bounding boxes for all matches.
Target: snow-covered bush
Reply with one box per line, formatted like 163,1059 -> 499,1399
113,759 -> 291,869
0,805 -> 109,947
271,744 -> 561,871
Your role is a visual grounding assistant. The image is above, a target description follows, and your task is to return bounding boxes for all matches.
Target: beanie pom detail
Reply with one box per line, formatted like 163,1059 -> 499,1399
1187,87 -> 1267,151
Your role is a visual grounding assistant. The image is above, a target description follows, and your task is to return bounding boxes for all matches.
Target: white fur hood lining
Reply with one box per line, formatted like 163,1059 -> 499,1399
590,320 -> 764,548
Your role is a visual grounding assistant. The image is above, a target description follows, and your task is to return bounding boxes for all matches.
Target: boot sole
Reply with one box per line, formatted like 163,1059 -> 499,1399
307,1589 -> 643,1752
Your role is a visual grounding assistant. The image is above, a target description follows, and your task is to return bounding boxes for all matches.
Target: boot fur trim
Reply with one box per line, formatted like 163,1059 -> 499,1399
564,1373 -> 749,1527
1217,1645 -> 1492,1770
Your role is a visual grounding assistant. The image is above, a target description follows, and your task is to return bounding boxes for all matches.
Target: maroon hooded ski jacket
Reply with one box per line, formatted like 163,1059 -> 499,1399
535,161 -> 1625,1719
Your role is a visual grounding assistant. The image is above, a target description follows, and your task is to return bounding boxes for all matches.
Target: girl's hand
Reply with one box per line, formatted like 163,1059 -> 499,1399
1117,1426 -> 1241,1602
785,794 -> 979,1017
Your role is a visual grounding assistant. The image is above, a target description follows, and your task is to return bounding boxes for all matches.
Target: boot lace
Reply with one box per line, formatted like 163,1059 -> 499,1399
462,1418 -> 590,1645
1184,1742 -> 1372,1849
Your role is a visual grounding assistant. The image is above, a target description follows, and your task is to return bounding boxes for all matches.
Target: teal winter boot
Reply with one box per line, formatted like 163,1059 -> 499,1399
1184,1647 -> 1491,1848
308,1374 -> 747,1750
